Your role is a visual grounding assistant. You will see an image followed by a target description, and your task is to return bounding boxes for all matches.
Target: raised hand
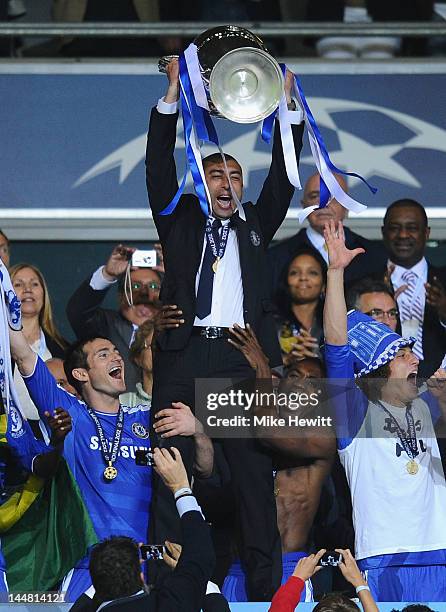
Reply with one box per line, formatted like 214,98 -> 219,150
383,264 -> 408,299
284,68 -> 295,104
154,304 -> 185,332
335,549 -> 367,588
153,402 -> 202,438
324,220 -> 365,270
103,244 -> 135,281
153,242 -> 165,275
228,324 -> 270,374
292,549 -> 326,581
164,58 -> 180,104
44,408 -> 72,446
427,368 -> 446,399
152,447 -> 189,493
425,276 -> 446,321
163,541 -> 182,570
287,330 -> 319,362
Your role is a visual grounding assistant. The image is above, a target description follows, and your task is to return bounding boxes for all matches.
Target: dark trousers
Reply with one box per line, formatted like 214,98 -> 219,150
150,334 -> 282,601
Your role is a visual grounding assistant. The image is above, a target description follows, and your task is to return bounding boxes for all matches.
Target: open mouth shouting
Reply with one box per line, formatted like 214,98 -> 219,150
406,371 -> 418,388
215,194 -> 234,212
108,364 -> 123,381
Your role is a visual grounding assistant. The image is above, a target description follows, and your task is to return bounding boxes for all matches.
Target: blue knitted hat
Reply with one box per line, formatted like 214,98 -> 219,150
347,310 -> 415,378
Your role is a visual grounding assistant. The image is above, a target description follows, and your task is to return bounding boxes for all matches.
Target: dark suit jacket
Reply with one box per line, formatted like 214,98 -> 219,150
71,508 -> 215,612
375,261 -> 446,379
66,280 -> 141,390
267,226 -> 387,300
146,108 -> 304,368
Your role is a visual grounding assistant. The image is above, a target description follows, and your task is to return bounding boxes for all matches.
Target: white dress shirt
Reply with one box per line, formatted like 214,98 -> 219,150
156,97 -> 245,328
390,257 -> 427,338
306,226 -> 329,264
193,218 -> 244,327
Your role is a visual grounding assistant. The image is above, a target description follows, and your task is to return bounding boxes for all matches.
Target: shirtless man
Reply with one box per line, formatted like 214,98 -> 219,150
273,358 -> 335,558
222,326 -> 336,601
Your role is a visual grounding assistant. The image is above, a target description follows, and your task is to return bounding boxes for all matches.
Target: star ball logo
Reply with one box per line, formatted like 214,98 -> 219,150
73,98 -> 446,195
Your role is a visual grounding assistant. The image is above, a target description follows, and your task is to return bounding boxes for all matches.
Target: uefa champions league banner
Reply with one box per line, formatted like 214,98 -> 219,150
0,62 -> 445,216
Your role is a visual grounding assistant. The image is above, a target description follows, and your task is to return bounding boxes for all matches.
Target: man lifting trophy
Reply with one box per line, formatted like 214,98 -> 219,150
145,24 -> 377,601
145,24 -> 304,601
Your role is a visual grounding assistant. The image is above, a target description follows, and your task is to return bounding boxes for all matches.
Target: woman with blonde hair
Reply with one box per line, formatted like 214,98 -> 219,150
10,263 -> 67,420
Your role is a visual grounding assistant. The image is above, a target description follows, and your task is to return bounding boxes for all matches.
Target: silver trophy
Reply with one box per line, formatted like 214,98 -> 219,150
158,25 -> 284,124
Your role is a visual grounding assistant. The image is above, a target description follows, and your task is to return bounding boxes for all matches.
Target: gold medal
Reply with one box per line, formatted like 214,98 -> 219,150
212,257 -> 220,274
104,462 -> 118,481
406,459 -> 419,475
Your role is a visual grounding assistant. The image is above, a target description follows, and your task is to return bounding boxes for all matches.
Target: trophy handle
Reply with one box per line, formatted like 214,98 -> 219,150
158,55 -> 180,74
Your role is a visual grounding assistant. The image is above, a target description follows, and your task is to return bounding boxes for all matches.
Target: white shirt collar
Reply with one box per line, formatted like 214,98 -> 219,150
209,214 -> 231,228
136,382 -> 151,401
389,256 -> 428,284
306,226 -> 326,250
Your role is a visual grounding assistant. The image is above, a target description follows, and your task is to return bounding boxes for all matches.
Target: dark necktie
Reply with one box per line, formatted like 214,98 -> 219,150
196,219 -> 222,320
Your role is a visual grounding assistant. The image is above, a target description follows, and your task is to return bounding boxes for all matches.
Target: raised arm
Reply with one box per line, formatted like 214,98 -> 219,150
153,448 -> 214,612
66,244 -> 134,339
255,70 -> 304,245
323,220 -> 364,346
9,327 -> 37,377
146,59 -> 182,243
153,402 -> 214,478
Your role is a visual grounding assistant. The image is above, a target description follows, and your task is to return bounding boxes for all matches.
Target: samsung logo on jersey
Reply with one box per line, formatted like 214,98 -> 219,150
89,436 -> 150,458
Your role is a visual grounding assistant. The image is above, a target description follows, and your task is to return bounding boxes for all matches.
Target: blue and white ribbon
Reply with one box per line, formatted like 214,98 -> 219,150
262,64 -> 376,223
292,73 -> 376,222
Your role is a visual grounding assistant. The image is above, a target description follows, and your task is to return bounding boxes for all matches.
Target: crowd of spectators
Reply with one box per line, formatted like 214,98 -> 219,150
1,52 -> 446,612
0,0 -> 445,58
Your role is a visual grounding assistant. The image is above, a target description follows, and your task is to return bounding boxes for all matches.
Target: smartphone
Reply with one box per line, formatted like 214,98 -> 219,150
135,450 -> 154,467
318,551 -> 343,567
140,544 -> 165,561
132,249 -> 157,268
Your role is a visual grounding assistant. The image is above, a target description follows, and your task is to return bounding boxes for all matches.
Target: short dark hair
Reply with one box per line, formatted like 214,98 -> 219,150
202,152 -> 240,169
383,198 -> 428,227
392,606 -> 435,612
346,278 -> 395,310
285,356 -> 326,377
89,536 -> 143,603
313,592 -> 360,612
63,336 -> 110,394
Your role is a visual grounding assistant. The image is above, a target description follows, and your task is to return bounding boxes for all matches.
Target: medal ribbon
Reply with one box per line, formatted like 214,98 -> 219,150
86,405 -> 124,469
205,219 -> 230,263
378,402 -> 419,460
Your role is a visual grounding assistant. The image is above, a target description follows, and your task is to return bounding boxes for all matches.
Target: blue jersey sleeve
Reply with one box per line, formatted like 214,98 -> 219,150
5,405 -> 54,473
325,343 -> 369,449
22,356 -> 81,426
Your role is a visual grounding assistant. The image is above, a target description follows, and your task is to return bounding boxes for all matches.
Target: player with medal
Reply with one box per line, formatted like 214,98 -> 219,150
322,219 -> 446,603
86,404 -> 124,481
8,326 -> 153,603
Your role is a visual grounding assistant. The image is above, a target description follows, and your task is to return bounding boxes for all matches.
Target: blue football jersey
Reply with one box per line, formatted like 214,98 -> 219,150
24,357 -> 152,543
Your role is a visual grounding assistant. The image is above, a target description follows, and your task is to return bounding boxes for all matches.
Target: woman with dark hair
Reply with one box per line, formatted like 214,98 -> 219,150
274,247 -> 327,364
